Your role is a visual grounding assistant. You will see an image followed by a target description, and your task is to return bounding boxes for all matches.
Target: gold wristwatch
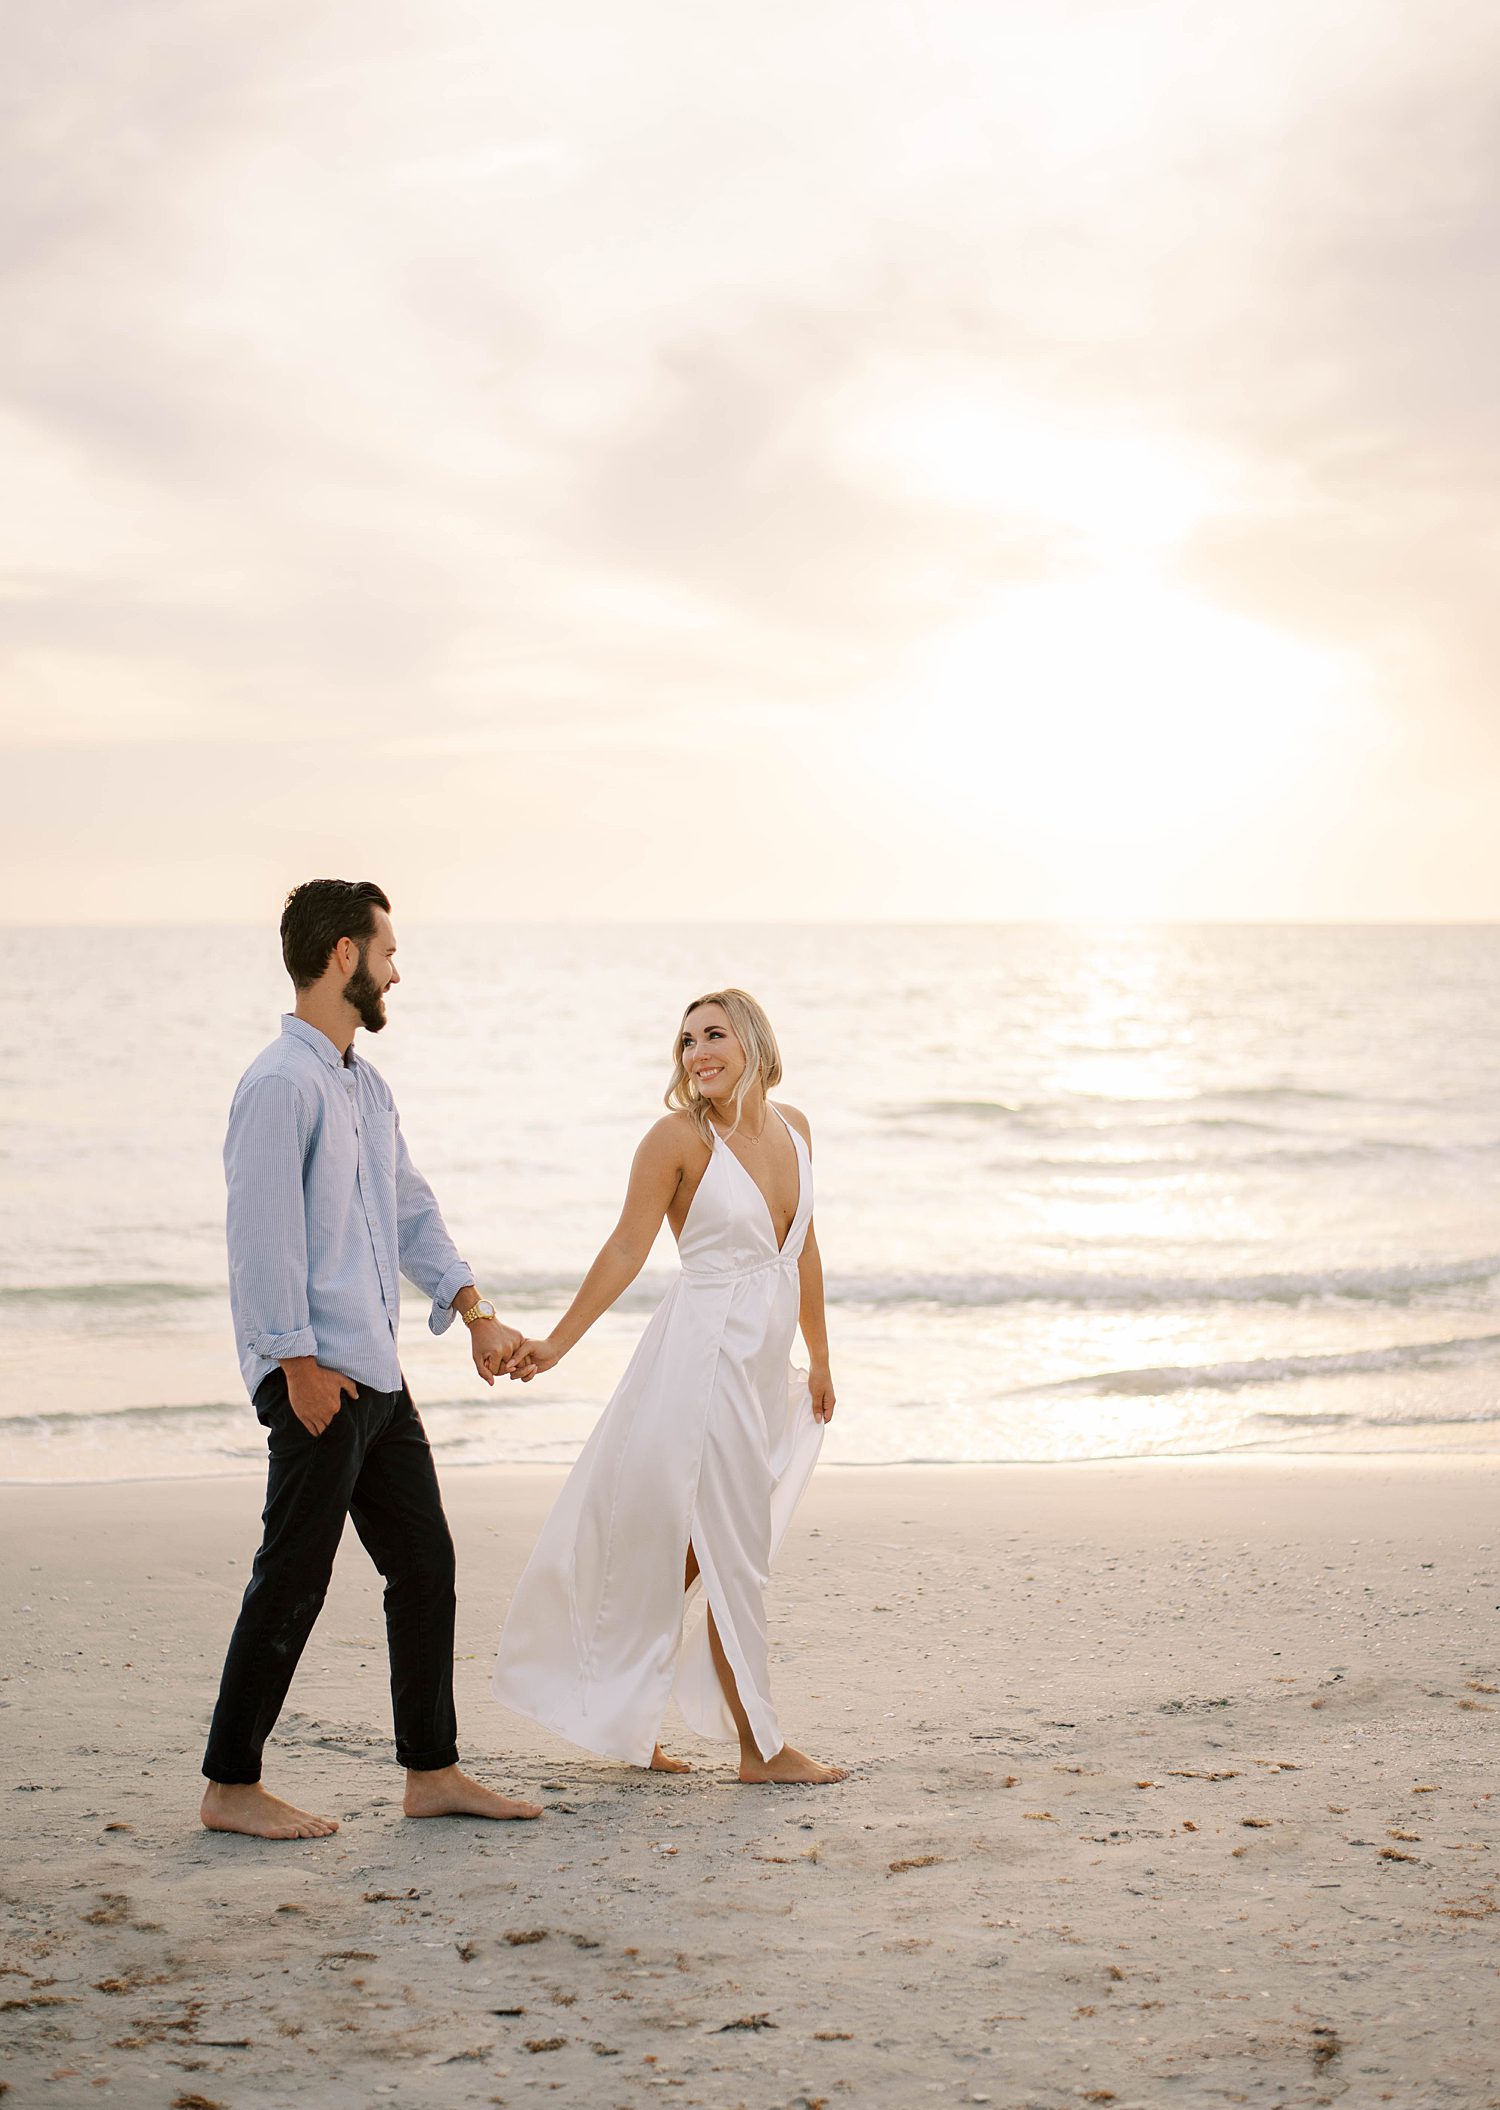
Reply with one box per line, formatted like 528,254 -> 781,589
459,1294 -> 496,1328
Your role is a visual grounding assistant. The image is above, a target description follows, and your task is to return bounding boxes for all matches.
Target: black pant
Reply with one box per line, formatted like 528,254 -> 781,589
202,1372 -> 460,1784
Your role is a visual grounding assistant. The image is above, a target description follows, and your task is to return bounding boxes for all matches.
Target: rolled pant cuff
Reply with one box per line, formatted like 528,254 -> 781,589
400,1743 -> 460,1773
202,1757 -> 262,1786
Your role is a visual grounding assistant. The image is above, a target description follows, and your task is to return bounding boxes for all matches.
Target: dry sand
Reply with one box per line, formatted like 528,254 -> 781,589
2,1459 -> 1498,2110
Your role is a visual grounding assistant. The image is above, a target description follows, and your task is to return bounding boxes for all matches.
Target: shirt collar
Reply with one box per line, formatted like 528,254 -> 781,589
281,1014 -> 356,1070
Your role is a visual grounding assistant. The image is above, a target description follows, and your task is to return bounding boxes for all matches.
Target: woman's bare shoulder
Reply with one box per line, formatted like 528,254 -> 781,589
774,1101 -> 812,1146
641,1109 -> 711,1165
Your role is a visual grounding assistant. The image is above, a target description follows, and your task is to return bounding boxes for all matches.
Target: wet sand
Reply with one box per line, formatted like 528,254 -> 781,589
2,1459 -> 1498,2108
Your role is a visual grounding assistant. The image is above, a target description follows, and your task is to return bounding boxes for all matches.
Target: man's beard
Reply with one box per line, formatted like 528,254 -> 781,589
343,947 -> 388,1033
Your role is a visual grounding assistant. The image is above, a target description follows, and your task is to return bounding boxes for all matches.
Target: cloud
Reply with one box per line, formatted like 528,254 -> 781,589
2,0 -> 1499,913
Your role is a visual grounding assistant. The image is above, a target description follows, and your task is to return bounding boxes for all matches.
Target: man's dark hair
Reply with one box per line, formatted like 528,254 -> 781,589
280,879 -> 391,988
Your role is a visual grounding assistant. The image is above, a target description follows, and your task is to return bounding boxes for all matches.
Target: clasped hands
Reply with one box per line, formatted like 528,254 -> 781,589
468,1315 -> 525,1386
501,1336 -> 560,1383
467,1315 -> 558,1387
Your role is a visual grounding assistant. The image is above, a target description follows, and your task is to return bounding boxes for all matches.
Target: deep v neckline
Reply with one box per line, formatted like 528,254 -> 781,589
714,1108 -> 801,1255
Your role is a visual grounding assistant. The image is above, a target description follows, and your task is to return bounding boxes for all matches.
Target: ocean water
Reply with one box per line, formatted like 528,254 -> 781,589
2,923 -> 1498,1483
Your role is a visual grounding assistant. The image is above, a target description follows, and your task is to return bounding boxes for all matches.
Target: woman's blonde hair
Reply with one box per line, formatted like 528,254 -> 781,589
665,988 -> 783,1143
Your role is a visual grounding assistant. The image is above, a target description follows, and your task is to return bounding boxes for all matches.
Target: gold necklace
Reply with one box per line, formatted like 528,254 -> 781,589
715,1105 -> 768,1144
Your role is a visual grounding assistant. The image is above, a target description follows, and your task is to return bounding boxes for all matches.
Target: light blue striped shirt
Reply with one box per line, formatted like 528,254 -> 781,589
224,1015 -> 472,1399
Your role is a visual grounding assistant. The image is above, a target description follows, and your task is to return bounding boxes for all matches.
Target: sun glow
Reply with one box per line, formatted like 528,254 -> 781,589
860,573 -> 1359,912
894,571 -> 1352,821
843,386 -> 1365,913
840,380 -> 1235,561
855,394 -> 1218,559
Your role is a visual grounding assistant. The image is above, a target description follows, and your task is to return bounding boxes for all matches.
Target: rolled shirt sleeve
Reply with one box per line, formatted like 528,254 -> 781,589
224,1075 -> 319,1366
392,1109 -> 473,1335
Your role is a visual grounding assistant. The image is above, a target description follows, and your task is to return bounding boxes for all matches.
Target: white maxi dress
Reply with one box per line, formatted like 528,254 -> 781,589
491,1110 -> 824,1763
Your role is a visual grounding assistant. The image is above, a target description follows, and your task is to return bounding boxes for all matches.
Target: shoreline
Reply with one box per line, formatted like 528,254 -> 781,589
4,1442 -> 1500,1492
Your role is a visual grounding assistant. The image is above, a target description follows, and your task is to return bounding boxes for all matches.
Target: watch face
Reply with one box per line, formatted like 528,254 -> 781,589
475,1299 -> 495,1320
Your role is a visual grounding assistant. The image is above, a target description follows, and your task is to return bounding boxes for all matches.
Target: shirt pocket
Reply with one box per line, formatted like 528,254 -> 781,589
360,1098 -> 399,1177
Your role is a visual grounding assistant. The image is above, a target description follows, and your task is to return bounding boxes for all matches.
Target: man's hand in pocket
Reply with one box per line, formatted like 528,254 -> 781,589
281,1358 -> 358,1436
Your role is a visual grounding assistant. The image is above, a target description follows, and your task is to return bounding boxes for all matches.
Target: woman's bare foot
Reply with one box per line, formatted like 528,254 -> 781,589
403,1765 -> 543,1821
739,1744 -> 848,1786
650,1744 -> 692,1772
200,1782 -> 339,1839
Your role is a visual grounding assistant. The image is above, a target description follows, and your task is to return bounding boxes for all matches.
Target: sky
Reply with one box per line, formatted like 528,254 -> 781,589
3,0 -> 1499,922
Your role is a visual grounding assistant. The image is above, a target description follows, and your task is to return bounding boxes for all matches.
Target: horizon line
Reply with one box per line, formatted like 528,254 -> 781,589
3,916 -> 1499,934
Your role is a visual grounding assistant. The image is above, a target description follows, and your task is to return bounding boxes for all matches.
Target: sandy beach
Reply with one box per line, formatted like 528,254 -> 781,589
3,1459 -> 1497,2109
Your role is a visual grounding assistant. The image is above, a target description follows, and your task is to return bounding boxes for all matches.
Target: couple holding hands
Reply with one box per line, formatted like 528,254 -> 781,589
199,879 -> 844,1842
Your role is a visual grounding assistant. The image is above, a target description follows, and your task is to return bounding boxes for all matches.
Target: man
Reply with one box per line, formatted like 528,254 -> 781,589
200,878 -> 541,1839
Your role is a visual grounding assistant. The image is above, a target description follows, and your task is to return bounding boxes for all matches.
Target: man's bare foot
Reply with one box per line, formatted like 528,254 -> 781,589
739,1744 -> 848,1786
403,1764 -> 542,1821
650,1743 -> 692,1773
200,1782 -> 339,1840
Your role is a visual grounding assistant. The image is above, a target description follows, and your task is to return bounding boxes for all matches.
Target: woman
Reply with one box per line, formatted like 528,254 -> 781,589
493,989 -> 844,1785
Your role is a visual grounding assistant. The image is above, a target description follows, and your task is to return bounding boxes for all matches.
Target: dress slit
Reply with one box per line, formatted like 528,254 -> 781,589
686,1519 -> 782,1761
